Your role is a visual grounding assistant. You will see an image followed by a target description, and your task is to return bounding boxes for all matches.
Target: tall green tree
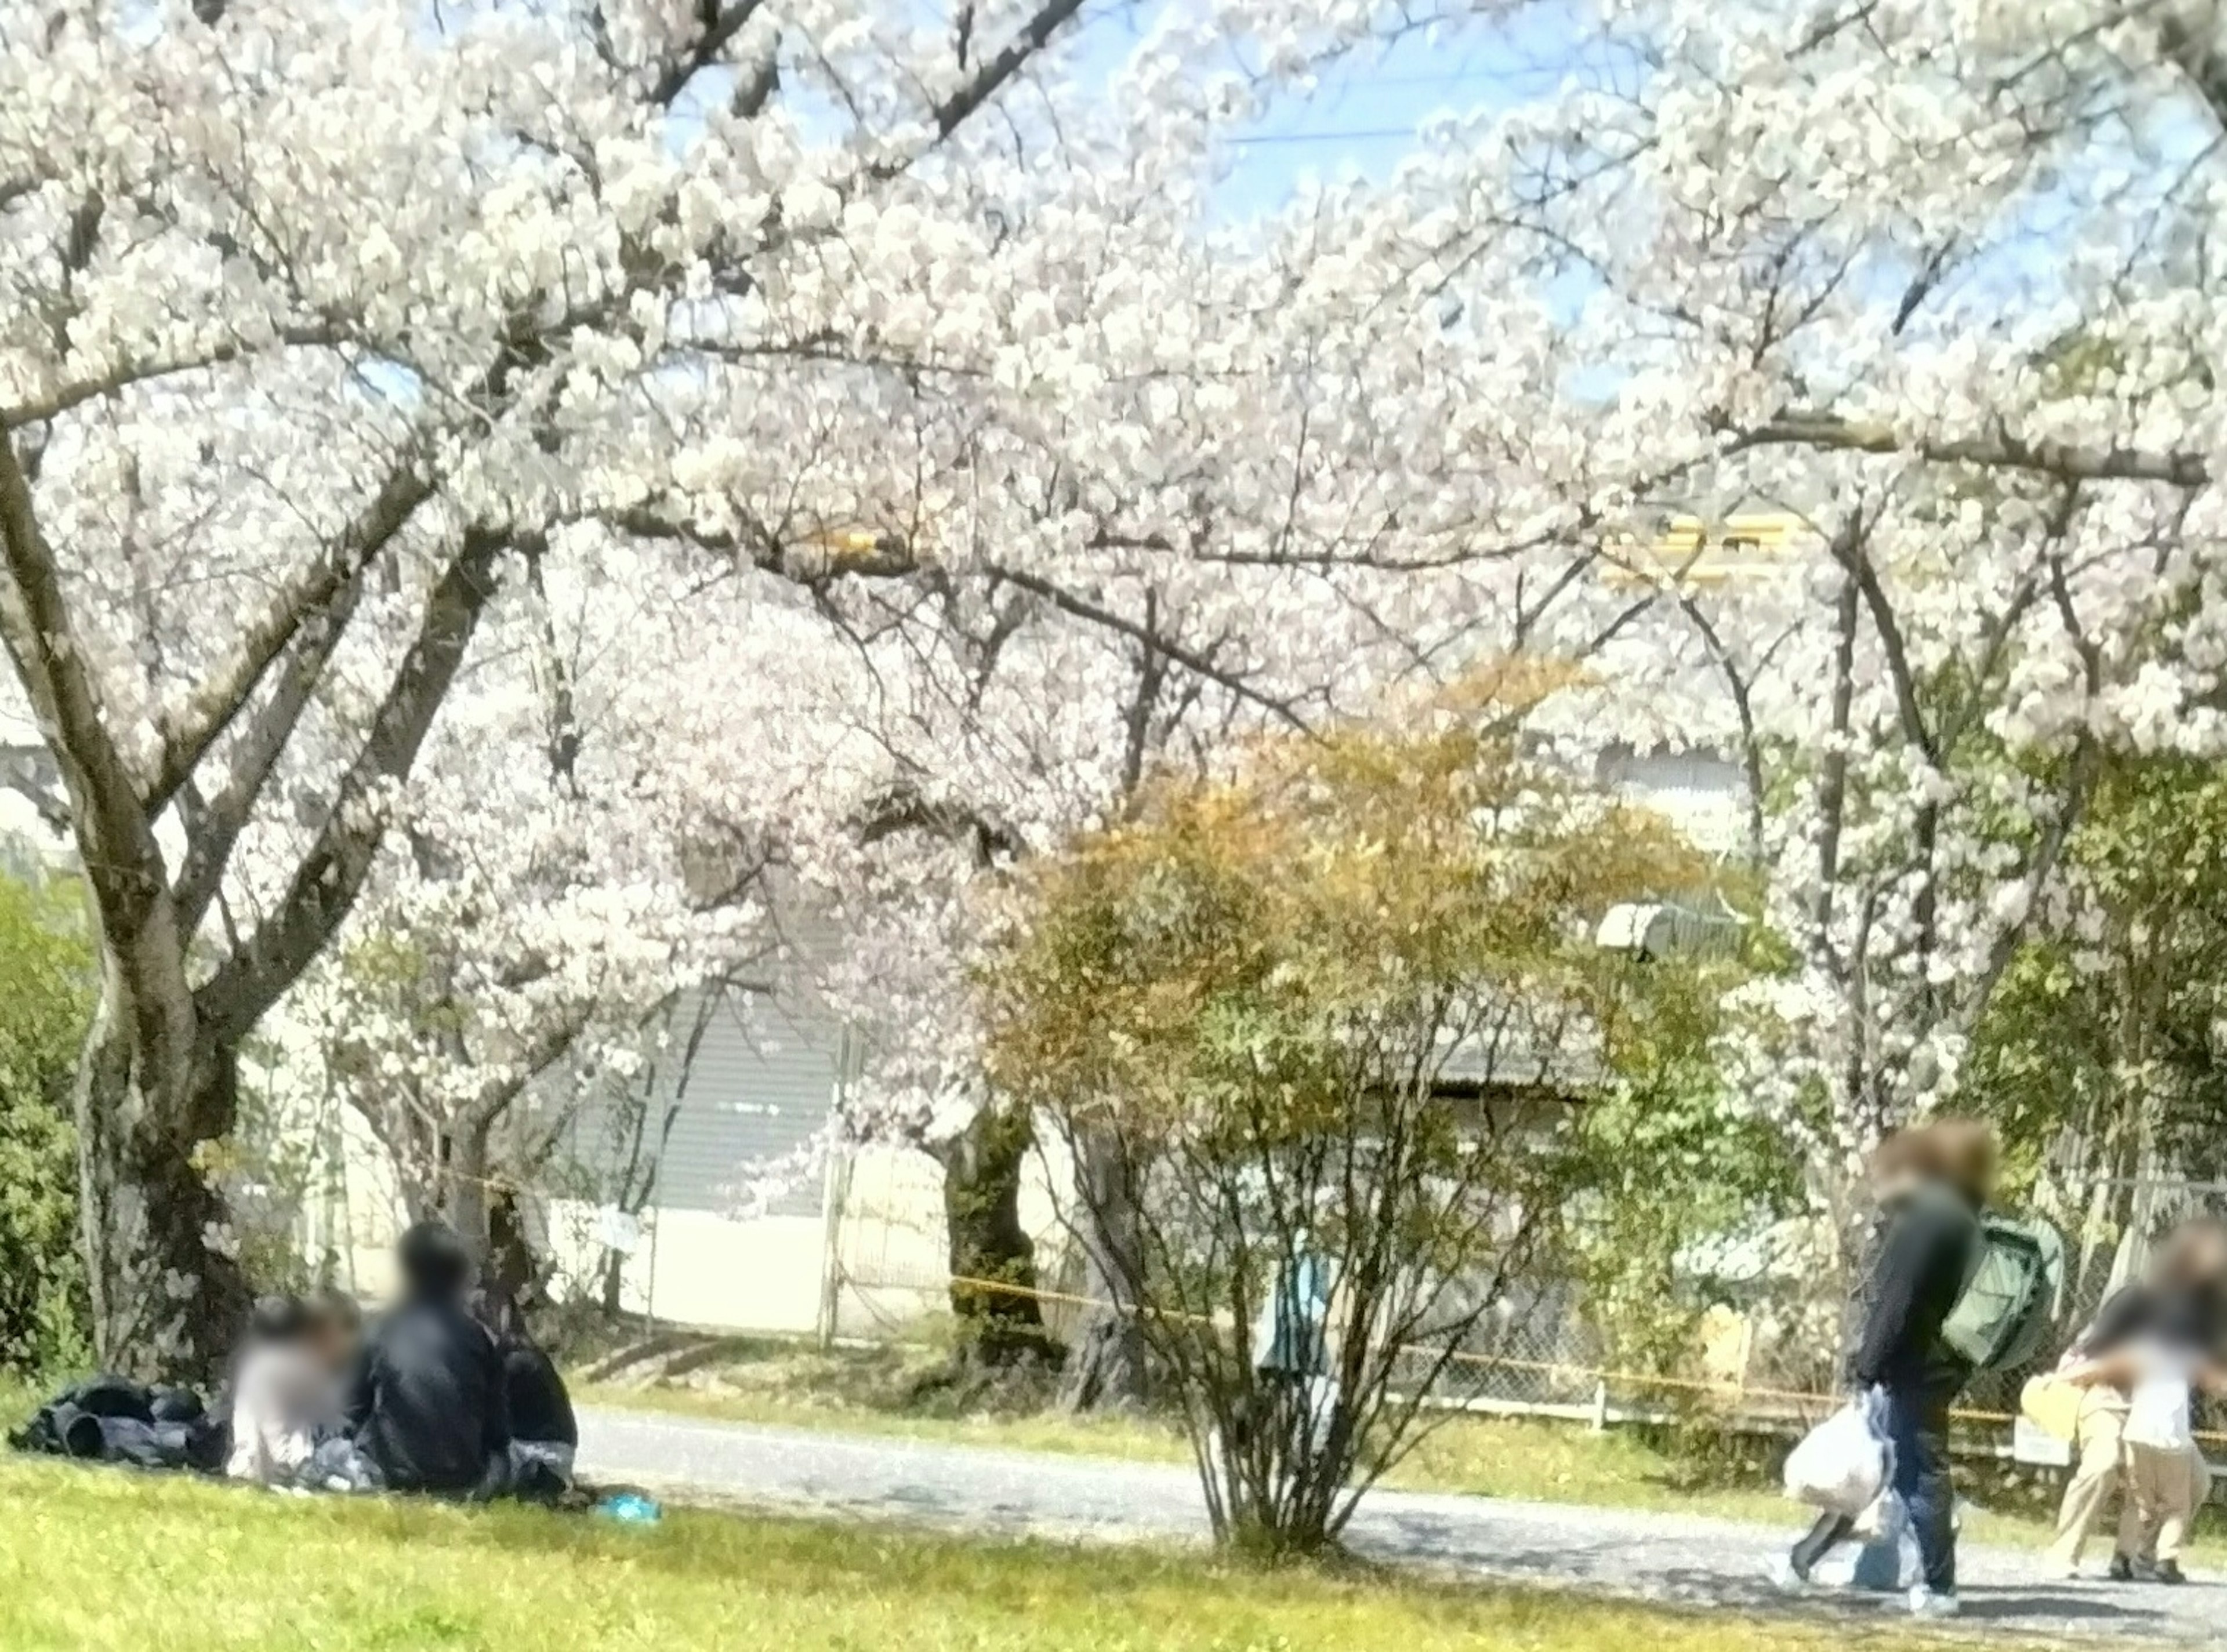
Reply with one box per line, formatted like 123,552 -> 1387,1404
1967,757 -> 2227,1309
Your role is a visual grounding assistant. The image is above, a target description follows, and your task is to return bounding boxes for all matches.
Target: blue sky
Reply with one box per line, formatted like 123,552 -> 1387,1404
1202,3 -> 1595,217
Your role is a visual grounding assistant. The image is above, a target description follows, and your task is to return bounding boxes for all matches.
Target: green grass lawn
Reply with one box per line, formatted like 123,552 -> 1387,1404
571,1334 -> 2227,1559
0,1457 -> 1959,1652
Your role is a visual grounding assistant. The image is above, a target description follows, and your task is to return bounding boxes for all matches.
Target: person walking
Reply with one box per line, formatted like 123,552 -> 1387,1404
2056,1220 -> 2227,1582
2044,1357 -> 2132,1578
1778,1120 -> 1998,1620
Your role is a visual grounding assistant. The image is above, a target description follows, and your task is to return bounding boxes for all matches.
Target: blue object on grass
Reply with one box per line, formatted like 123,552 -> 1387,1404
596,1493 -> 662,1525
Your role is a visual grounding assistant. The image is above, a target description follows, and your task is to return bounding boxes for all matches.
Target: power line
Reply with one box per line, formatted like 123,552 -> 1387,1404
1227,126 -> 1428,146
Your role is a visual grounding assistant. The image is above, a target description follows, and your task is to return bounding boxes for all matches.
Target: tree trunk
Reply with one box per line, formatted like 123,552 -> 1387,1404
487,1185 -> 538,1312
76,993 -> 252,1384
1059,1124 -> 1149,1412
600,1245 -> 627,1318
440,1118 -> 494,1266
937,1101 -> 1050,1367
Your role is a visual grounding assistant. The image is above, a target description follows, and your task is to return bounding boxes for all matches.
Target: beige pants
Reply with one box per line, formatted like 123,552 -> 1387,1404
2049,1390 -> 2128,1570
2121,1440 -> 2207,1567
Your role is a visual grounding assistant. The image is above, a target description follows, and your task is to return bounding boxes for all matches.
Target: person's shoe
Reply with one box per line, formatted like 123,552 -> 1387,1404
1765,1555 -> 1812,1594
1907,1587 -> 1961,1620
2155,1560 -> 2188,1586
2108,1553 -> 2137,1583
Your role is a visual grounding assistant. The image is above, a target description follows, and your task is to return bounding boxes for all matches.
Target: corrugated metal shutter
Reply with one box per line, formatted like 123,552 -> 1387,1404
654,988 -> 838,1217
562,907 -> 850,1221
561,986 -> 839,1220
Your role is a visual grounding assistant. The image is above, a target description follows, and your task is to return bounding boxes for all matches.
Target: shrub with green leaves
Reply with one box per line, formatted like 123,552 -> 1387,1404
0,866 -> 95,1375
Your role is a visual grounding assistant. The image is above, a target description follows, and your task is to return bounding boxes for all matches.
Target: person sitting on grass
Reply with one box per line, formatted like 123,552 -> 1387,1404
472,1283 -> 579,1495
345,1221 -> 510,1497
226,1291 -> 360,1488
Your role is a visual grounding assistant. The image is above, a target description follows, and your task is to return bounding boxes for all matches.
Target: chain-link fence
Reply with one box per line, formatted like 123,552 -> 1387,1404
821,1152 -> 2227,1446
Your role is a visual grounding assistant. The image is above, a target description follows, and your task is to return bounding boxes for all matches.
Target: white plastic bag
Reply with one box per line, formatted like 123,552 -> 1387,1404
1784,1392 -> 1890,1516
1849,1487 -> 1906,1545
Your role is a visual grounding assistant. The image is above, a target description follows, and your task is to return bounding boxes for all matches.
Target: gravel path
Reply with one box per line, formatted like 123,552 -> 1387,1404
579,1407 -> 2225,1645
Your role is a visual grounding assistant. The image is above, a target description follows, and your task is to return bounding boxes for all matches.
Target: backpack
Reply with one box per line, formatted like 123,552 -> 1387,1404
1938,1208 -> 2066,1372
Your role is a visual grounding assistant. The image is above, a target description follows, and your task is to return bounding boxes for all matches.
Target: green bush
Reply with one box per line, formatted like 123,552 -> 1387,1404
0,869 -> 95,1377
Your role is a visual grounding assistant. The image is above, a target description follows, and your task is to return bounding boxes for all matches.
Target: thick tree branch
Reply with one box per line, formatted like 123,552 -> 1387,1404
1731,413 -> 2208,487
521,537 -> 582,789
0,742 -> 69,834
2159,6 -> 2227,139
1119,589 -> 1170,799
1809,524 -> 1866,956
196,527 -> 512,1043
923,0 -> 1087,143
607,504 -> 923,582
147,464 -> 436,816
1828,525 -> 1936,765
648,0 -> 770,108
857,782 -> 1026,866
0,324 -> 344,431
170,538 -> 379,936
463,1001 -> 601,1131
989,563 -> 1312,734
0,433 -> 168,932
0,429 -> 201,1122
1672,593 -> 1771,865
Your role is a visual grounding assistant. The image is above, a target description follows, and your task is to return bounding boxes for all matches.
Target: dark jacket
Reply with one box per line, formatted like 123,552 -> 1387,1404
500,1339 -> 577,1449
346,1295 -> 510,1494
1849,1183 -> 1981,1399
8,1375 -> 228,1475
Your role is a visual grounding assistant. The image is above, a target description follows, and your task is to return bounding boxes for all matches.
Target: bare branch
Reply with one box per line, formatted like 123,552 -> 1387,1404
197,526 -> 512,1043
146,464 -> 436,815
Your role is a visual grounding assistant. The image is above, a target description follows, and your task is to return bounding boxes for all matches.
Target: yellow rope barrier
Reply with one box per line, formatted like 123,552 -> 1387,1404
929,1269 -> 2227,1444
362,1168 -> 2227,1450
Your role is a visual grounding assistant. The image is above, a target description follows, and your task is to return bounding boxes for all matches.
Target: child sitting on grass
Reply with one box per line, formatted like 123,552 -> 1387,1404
226,1292 -> 360,1487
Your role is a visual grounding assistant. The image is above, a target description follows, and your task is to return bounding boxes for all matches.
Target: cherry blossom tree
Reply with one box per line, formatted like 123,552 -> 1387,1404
270,535 -> 784,1275
0,0 -> 1401,1378
1308,0 -> 2227,1261
743,158 -> 1630,1399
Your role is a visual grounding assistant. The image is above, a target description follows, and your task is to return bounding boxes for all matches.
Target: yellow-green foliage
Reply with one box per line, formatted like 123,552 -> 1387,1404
981,686 -> 1706,1145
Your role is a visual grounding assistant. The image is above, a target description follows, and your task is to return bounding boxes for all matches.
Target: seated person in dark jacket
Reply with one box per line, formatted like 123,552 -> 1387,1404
346,1221 -> 509,1495
471,1284 -> 579,1489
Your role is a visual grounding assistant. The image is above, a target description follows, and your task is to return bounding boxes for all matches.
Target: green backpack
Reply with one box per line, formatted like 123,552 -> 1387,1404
1938,1206 -> 2067,1373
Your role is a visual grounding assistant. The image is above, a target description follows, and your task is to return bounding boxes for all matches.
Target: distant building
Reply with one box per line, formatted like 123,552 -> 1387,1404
1600,510 -> 1809,590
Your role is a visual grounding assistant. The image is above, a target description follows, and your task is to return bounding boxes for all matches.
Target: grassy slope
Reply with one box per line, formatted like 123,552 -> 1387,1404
0,1457 -> 1956,1652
